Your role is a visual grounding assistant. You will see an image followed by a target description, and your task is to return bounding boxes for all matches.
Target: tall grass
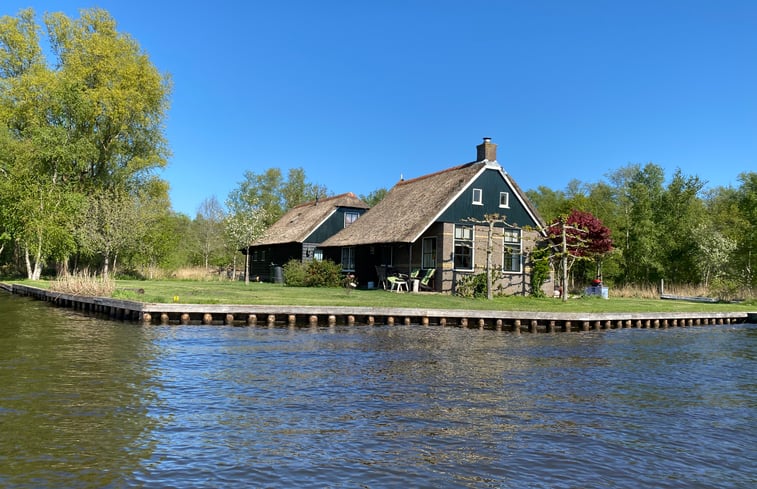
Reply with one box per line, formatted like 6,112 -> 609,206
169,267 -> 237,281
49,270 -> 115,297
610,282 -> 755,301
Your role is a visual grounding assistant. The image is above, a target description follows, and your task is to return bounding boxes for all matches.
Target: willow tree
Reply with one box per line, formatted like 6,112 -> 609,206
0,8 -> 171,278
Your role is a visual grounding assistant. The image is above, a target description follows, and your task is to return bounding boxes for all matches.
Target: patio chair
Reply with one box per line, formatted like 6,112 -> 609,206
387,275 -> 408,292
375,265 -> 388,290
418,268 -> 435,291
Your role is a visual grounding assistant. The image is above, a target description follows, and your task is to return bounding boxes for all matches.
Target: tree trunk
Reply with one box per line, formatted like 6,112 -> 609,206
244,252 -> 250,285
102,249 -> 110,278
25,238 -> 44,280
24,246 -> 33,279
562,220 -> 568,302
486,220 -> 494,300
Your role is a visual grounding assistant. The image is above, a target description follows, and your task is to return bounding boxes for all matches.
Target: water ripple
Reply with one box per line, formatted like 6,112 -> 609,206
1,295 -> 755,488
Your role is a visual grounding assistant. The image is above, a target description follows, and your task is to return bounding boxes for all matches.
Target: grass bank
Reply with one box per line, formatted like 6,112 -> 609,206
10,279 -> 756,314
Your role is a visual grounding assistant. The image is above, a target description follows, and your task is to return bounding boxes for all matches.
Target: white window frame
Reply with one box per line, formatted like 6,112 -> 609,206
344,211 -> 359,227
453,224 -> 474,271
499,191 -> 510,208
472,188 -> 483,205
502,229 -> 522,273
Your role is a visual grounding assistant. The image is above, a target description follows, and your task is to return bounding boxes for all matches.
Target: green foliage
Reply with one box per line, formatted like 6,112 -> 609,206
455,272 -> 488,298
229,167 -> 330,228
283,259 -> 307,287
283,258 -> 342,287
530,247 -> 551,298
304,259 -> 342,287
359,188 -> 388,207
0,7 -> 171,278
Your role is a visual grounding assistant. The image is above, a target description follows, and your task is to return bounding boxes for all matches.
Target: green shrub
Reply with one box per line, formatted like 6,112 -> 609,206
305,259 -> 342,287
455,272 -> 488,298
284,259 -> 342,287
530,247 -> 551,298
283,259 -> 307,287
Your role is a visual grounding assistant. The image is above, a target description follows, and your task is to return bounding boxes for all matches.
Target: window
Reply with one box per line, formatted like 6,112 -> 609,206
341,247 -> 355,271
499,191 -> 510,208
503,229 -> 522,273
454,225 -> 474,270
344,211 -> 359,227
422,237 -> 437,268
472,188 -> 483,205
313,249 -> 323,261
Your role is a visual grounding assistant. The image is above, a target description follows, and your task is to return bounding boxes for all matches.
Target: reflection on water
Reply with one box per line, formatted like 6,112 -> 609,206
0,294 -> 755,488
0,296 -> 160,488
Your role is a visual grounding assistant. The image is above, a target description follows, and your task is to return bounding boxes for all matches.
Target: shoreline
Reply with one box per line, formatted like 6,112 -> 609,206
3,283 -> 755,333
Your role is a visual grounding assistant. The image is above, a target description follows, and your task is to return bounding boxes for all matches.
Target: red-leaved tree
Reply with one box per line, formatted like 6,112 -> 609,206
546,210 -> 613,300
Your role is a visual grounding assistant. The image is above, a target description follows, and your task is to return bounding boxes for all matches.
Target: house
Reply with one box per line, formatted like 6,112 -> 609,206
245,192 -> 369,282
319,138 -> 548,295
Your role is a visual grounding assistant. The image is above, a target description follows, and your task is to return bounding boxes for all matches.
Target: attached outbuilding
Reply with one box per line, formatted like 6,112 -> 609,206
244,192 -> 369,282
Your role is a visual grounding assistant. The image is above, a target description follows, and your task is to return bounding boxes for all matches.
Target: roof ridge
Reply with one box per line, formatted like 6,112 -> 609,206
396,161 -> 480,187
290,191 -> 359,210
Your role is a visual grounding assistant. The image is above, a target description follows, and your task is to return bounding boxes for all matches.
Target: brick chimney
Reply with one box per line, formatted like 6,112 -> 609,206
476,137 -> 497,161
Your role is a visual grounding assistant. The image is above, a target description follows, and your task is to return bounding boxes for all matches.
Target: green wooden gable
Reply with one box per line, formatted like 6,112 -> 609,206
305,207 -> 367,243
437,167 -> 540,228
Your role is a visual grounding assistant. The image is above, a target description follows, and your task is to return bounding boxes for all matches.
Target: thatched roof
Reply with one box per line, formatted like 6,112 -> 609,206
321,160 -> 547,247
250,192 -> 368,246
321,161 -> 488,246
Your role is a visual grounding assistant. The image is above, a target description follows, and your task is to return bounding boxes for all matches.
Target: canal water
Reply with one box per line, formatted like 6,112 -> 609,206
0,294 -> 755,489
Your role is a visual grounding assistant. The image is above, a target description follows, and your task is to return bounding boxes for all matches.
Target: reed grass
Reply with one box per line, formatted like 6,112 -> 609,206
49,270 -> 116,297
169,267 -> 236,281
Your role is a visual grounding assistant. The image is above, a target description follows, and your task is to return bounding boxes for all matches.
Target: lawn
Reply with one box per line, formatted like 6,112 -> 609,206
101,280 -> 757,313
8,278 -> 755,313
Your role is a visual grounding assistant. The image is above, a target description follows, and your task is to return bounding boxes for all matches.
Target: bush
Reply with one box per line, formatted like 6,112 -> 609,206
284,259 -> 342,287
283,259 -> 307,287
455,272 -> 488,298
305,259 -> 342,287
530,247 -> 551,298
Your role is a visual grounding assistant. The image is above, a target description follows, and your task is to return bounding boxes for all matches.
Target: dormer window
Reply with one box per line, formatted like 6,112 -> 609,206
344,211 -> 359,227
472,188 -> 483,205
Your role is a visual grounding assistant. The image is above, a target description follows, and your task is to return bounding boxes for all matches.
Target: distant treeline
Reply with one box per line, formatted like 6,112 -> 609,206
526,163 -> 756,296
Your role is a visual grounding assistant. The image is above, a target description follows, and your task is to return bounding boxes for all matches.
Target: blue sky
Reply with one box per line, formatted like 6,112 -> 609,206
5,1 -> 756,216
